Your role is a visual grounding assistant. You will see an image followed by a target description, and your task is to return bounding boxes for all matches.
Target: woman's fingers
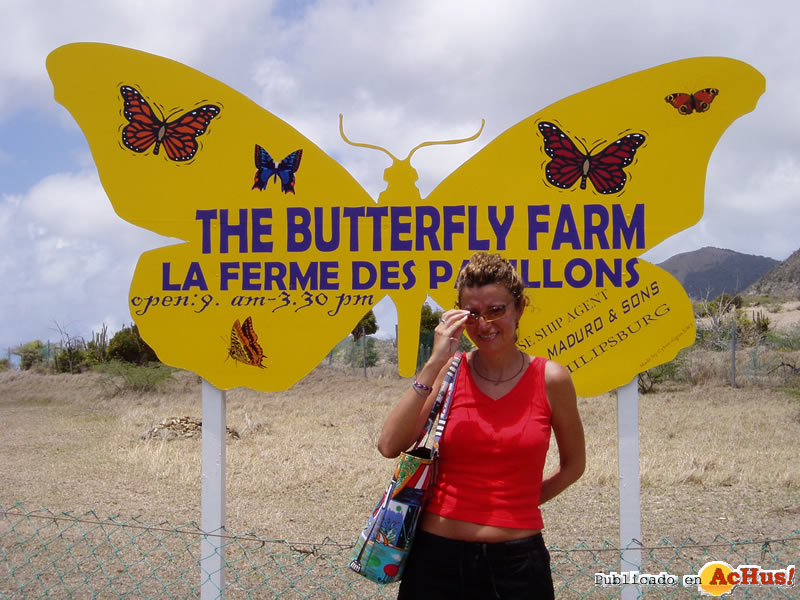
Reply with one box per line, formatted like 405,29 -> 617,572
438,310 -> 469,329
431,310 -> 468,357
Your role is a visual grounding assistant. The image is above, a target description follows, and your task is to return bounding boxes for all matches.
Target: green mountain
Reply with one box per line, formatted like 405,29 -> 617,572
656,247 -> 780,300
744,248 -> 800,299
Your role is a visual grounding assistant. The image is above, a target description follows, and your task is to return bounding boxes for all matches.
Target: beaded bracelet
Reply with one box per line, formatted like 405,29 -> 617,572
412,379 -> 433,393
411,384 -> 428,398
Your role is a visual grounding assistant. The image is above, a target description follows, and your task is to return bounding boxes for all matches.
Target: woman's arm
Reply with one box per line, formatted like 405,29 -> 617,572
377,356 -> 449,458
539,360 -> 585,504
377,309 -> 469,458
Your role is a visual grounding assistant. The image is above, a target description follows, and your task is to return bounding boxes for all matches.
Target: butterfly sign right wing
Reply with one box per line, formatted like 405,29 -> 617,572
48,42 -> 389,392
422,57 -> 764,396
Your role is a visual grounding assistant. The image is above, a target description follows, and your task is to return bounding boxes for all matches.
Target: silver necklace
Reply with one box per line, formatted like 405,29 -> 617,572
472,350 -> 526,385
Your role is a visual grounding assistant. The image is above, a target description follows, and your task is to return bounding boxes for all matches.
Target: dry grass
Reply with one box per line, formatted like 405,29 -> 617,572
757,300 -> 800,330
1,364 -> 798,555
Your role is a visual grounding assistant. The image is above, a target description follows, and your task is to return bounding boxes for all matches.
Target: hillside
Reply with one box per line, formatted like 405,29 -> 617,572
657,246 -> 779,300
744,248 -> 800,298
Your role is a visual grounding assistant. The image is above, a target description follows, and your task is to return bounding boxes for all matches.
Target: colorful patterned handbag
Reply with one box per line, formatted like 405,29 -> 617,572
349,353 -> 462,584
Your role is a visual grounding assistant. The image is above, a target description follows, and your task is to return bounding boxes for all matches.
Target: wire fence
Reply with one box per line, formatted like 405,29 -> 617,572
1,504 -> 797,599
636,325 -> 800,395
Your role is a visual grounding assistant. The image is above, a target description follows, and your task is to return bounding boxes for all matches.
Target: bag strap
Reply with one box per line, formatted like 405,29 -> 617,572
413,352 -> 463,451
431,353 -> 461,454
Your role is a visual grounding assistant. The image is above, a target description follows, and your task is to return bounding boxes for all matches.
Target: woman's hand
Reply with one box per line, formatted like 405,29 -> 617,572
430,309 -> 469,366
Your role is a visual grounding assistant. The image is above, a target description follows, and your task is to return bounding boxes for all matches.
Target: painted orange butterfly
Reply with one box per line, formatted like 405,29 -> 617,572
228,316 -> 266,368
120,85 -> 221,161
665,88 -> 719,115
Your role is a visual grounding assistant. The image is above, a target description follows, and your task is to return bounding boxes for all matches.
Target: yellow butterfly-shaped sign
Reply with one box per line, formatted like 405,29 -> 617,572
46,43 -> 764,395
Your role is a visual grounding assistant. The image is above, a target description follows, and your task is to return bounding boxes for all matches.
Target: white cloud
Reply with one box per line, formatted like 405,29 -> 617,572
1,0 -> 800,352
0,0 -> 279,117
707,157 -> 800,260
0,170 -> 168,350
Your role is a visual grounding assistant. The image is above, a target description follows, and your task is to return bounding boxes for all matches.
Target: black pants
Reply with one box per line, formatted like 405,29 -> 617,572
397,530 -> 555,600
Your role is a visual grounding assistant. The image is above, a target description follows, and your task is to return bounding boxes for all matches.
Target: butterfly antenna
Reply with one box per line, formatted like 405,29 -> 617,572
406,119 -> 485,160
339,114 -> 398,161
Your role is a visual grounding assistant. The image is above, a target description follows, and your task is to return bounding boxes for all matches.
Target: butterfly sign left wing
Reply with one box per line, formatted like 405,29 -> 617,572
47,43 -> 765,395
48,43 -> 384,392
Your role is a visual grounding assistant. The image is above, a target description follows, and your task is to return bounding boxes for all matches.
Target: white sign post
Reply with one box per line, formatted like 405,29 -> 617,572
617,376 -> 642,600
201,379 -> 227,599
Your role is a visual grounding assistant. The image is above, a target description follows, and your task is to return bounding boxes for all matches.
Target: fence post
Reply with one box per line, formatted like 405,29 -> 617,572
730,321 -> 737,387
617,377 -> 642,600
201,379 -> 227,599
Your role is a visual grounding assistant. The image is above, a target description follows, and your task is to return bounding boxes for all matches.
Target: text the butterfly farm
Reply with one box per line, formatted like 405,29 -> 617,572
47,44 -> 765,394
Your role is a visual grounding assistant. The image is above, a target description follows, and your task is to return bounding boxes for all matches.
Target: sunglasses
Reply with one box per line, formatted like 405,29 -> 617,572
459,304 -> 508,324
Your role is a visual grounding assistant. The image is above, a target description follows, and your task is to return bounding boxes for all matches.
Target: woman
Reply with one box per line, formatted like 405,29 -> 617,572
378,252 -> 585,599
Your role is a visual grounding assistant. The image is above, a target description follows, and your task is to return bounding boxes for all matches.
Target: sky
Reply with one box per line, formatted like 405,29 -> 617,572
1,0 -> 799,355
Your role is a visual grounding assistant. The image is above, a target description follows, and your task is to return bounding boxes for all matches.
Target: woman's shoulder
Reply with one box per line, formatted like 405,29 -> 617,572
542,358 -> 571,382
541,359 -> 577,408
523,355 -> 567,381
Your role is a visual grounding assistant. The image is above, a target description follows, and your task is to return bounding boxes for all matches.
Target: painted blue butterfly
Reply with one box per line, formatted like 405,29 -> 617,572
252,144 -> 303,194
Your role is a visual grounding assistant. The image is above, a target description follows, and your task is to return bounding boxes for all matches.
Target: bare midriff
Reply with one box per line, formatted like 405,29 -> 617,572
421,512 -> 541,543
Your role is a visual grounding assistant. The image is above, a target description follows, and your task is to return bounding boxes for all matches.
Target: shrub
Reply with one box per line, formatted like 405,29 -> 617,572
735,310 -> 770,346
638,349 -> 688,393
420,304 -> 443,331
107,324 -> 159,365
718,293 -> 744,310
51,322 -> 89,374
93,360 -> 175,395
344,336 -> 379,368
696,304 -> 772,351
351,310 -> 378,341
54,347 -> 90,373
695,293 -> 742,318
764,323 -> 800,351
85,324 -> 110,364
13,340 -> 46,371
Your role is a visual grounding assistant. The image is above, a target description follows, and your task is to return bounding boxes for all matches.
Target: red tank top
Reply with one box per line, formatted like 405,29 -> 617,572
426,355 -> 551,529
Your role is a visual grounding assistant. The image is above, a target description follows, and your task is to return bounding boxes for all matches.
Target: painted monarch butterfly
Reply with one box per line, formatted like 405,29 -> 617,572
120,85 -> 221,161
538,121 -> 646,195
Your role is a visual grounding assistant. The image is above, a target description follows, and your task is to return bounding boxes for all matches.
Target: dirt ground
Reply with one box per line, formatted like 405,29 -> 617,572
0,367 -> 797,552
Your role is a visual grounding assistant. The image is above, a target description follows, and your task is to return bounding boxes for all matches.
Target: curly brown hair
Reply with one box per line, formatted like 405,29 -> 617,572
456,252 -> 528,310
